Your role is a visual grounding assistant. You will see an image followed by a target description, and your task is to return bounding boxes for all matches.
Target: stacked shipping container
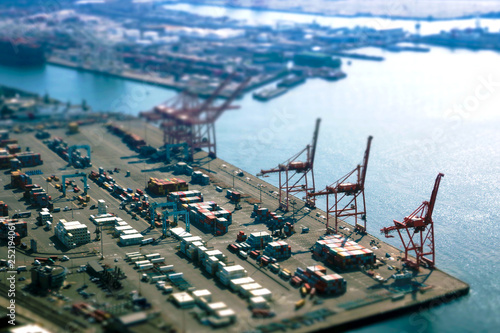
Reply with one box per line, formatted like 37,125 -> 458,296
191,171 -> 210,185
0,201 -> 8,216
181,201 -> 232,235
263,241 -> 292,260
147,177 -> 188,195
294,265 -> 346,295
252,205 -> 285,230
246,232 -> 273,250
168,190 -> 203,209
312,235 -> 376,270
0,218 -> 28,239
14,152 -> 42,167
10,171 -> 32,189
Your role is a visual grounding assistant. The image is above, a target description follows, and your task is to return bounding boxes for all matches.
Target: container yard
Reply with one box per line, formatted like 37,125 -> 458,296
0,119 -> 469,333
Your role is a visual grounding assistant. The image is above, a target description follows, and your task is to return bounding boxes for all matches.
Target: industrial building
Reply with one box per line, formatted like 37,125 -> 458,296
54,219 -> 91,248
31,265 -> 68,292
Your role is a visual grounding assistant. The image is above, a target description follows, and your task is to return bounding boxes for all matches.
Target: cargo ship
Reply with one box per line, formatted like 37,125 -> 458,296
252,87 -> 288,101
277,75 -> 306,88
0,38 -> 45,67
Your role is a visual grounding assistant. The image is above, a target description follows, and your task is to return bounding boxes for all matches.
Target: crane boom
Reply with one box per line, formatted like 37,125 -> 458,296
359,136 -> 373,190
209,77 -> 251,122
309,118 -> 321,168
380,173 -> 444,270
425,173 -> 444,224
192,73 -> 235,117
258,119 -> 320,211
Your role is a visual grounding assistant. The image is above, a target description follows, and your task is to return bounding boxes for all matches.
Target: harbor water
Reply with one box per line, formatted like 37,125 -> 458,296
0,14 -> 499,333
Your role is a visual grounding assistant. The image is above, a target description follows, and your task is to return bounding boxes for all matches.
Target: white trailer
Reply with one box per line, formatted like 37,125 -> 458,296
151,257 -> 165,264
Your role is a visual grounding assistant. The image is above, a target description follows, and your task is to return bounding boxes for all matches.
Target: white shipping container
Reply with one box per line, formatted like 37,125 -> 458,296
192,289 -> 212,302
122,229 -> 139,235
141,237 -> 154,245
168,272 -> 183,280
138,263 -> 154,270
249,288 -> 272,300
115,226 -> 133,231
159,265 -> 174,272
130,256 -> 146,262
151,257 -> 165,264
151,275 -> 167,282
125,252 -> 141,259
135,260 -> 151,267
145,253 -> 161,259
240,283 -> 263,297
162,285 -> 173,293
249,296 -> 268,309
229,277 -> 255,291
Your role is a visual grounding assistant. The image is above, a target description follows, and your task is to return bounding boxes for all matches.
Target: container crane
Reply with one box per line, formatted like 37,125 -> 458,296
61,172 -> 87,196
308,136 -> 373,234
259,118 -> 321,212
140,74 -> 250,160
381,173 -> 444,270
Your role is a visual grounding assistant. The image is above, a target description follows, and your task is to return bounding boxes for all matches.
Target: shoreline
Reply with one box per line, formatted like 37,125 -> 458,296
170,1 -> 500,22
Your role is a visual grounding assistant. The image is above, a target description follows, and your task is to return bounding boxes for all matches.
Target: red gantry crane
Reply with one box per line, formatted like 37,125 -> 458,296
381,173 -> 444,270
259,118 -> 321,212
140,74 -> 250,159
308,136 -> 373,234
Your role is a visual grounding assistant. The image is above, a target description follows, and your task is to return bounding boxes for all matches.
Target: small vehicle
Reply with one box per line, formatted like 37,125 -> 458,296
90,205 -> 96,209
295,299 -> 306,309
252,309 -> 275,318
73,186 -> 80,193
238,251 -> 248,260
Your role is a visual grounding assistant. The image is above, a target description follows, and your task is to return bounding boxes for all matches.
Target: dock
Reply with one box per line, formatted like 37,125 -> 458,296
0,120 -> 469,332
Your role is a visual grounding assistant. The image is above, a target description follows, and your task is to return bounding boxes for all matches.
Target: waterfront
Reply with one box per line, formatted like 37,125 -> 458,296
164,3 -> 500,35
1,43 -> 499,333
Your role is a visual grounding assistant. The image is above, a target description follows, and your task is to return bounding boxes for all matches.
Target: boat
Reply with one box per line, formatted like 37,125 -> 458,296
252,87 -> 288,102
321,70 -> 347,81
0,38 -> 45,67
277,75 -> 306,88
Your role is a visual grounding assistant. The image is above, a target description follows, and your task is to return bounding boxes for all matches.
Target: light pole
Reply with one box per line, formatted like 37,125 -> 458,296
258,184 -> 263,203
100,224 -> 104,260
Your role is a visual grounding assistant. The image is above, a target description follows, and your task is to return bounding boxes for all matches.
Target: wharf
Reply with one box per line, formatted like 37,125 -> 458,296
0,120 -> 469,332
330,52 -> 385,61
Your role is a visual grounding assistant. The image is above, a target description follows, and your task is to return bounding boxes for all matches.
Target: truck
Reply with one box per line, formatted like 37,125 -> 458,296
151,275 -> 167,283
150,257 -> 165,264
125,252 -> 141,259
159,265 -> 174,272
135,260 -> 151,268
144,253 -> 160,260
141,237 -> 154,245
12,211 -> 31,219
